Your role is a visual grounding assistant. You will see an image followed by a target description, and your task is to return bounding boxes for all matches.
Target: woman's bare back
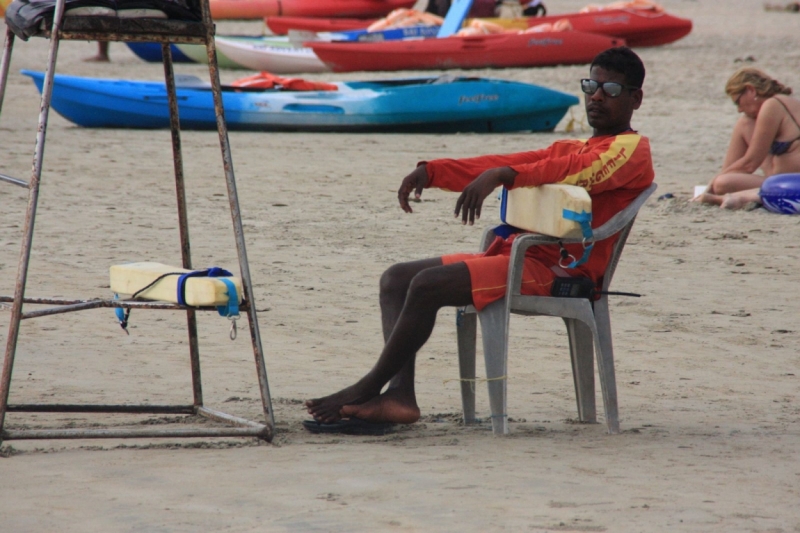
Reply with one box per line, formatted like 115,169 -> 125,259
770,95 -> 800,174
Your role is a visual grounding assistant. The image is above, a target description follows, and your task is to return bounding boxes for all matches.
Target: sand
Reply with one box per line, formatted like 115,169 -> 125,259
1,0 -> 800,531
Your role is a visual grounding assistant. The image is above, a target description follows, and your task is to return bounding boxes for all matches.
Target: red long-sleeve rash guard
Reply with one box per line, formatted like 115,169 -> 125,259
423,133 -> 656,280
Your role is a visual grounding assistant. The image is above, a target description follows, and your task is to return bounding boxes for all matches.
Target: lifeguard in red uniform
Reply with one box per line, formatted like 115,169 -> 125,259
305,47 -> 654,433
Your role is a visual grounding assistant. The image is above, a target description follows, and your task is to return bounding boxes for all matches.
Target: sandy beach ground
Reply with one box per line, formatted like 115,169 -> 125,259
1,0 -> 800,530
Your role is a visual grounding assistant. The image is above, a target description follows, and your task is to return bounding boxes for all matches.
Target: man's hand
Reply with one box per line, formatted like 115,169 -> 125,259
398,164 -> 429,213
454,166 -> 517,225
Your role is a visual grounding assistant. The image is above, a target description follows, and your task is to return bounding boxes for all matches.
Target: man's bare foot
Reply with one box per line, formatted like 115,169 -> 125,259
84,55 -> 110,62
340,388 -> 420,424
305,382 -> 381,423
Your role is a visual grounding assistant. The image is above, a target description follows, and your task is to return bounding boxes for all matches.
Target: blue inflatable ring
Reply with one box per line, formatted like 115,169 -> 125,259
760,173 -> 800,214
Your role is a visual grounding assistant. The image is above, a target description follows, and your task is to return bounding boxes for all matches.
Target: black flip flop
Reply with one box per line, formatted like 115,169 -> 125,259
302,417 -> 396,436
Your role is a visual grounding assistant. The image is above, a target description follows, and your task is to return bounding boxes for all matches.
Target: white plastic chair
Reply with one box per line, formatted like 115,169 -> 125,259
455,183 -> 657,435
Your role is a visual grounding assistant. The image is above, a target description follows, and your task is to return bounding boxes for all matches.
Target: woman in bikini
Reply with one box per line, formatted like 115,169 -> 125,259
695,67 -> 800,209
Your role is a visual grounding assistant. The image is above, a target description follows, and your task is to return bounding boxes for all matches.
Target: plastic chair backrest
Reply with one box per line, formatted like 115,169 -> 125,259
594,183 -> 657,292
592,183 -> 657,242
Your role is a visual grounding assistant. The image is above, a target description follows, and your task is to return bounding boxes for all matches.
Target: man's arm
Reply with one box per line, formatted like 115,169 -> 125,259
397,164 -> 429,213
397,163 -> 518,223
454,166 -> 517,225
424,149 -> 550,192
396,138 -> 654,222
509,135 -> 652,194
398,149 -> 549,214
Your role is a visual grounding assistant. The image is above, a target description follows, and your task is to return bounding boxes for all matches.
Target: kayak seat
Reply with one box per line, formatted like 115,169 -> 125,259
231,71 -> 338,91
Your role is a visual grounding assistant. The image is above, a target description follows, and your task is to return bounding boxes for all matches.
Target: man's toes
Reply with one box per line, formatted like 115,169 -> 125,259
308,407 -> 328,418
317,412 -> 341,423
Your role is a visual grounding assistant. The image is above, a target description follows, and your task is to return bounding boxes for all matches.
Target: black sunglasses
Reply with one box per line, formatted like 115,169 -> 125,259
580,79 -> 639,98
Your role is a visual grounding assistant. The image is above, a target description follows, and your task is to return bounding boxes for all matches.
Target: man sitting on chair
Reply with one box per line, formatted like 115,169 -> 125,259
305,47 -> 655,430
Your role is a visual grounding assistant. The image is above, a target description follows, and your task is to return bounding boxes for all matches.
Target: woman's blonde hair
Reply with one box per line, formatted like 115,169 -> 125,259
725,67 -> 792,98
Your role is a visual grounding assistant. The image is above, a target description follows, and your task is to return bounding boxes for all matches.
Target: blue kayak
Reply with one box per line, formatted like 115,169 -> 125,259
22,69 -> 579,133
125,42 -> 196,63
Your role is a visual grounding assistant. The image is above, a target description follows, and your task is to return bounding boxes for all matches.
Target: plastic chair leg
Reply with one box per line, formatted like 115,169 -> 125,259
564,317 -> 597,423
456,307 -> 478,424
591,299 -> 620,434
478,299 -> 509,435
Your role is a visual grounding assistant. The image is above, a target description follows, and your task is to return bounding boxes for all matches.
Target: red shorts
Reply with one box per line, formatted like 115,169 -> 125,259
442,236 -> 556,311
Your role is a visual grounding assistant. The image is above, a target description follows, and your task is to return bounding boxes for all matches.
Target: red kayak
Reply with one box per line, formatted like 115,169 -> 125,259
267,8 -> 691,47
307,31 -> 624,73
266,16 -> 379,35
527,8 -> 692,47
211,0 -> 415,21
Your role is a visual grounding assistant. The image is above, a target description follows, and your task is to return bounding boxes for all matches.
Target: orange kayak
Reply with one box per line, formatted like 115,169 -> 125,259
211,0 -> 415,20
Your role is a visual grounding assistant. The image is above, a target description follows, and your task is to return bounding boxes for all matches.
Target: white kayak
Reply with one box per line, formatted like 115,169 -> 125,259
214,36 -> 329,74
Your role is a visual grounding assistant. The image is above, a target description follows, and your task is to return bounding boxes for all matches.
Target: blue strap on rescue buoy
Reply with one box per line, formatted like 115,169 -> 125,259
215,277 -> 240,340
560,209 -> 594,268
176,267 -> 240,336
216,277 -> 239,319
176,267 -> 233,307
